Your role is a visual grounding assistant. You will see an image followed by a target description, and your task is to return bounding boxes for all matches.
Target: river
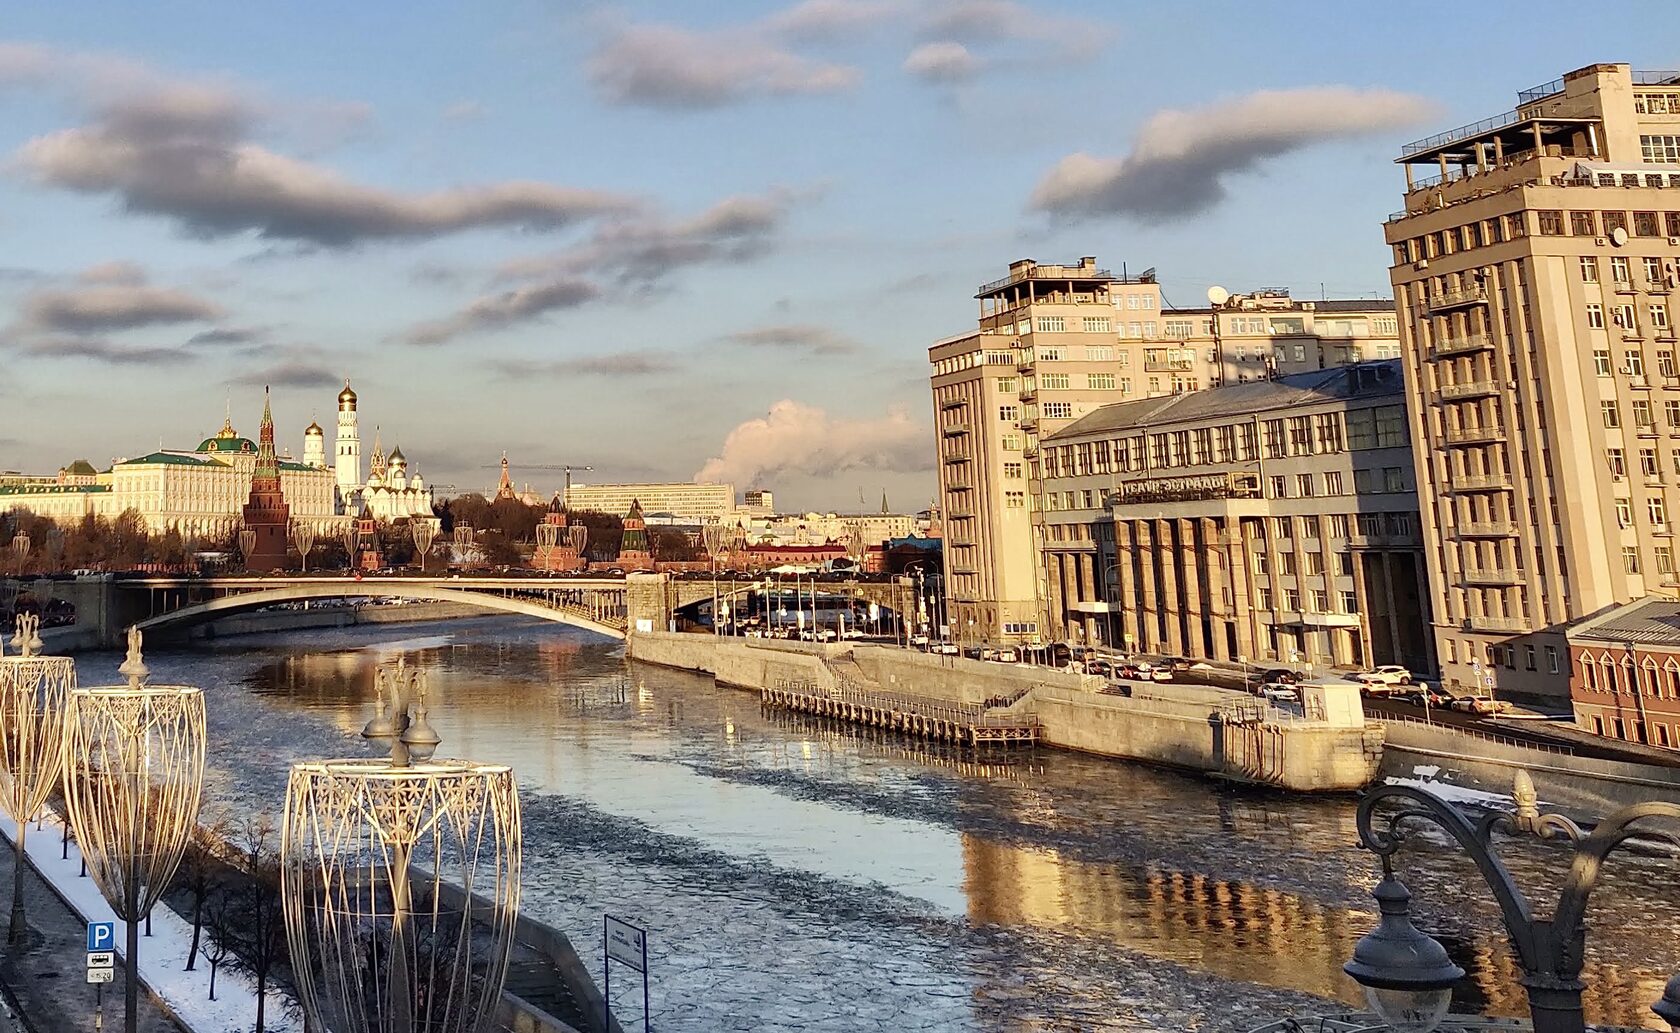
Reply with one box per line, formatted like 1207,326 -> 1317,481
74,618 -> 1679,1032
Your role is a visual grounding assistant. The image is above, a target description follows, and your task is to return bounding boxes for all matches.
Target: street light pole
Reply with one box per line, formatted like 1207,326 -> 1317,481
1345,781 -> 1680,1033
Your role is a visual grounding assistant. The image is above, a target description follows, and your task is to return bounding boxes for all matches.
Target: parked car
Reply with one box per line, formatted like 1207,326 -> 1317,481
1148,665 -> 1173,683
1256,668 -> 1301,685
1394,685 -> 1452,708
1257,683 -> 1299,703
1451,694 -> 1512,715
931,642 -> 959,655
1115,662 -> 1143,680
1354,665 -> 1414,686
1162,656 -> 1194,672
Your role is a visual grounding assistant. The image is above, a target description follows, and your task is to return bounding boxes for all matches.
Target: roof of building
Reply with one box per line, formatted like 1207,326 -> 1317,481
0,484 -> 110,496
62,459 -> 98,476
196,435 -> 257,454
1046,360 -> 1405,441
1165,298 -> 1395,316
1566,598 -> 1680,646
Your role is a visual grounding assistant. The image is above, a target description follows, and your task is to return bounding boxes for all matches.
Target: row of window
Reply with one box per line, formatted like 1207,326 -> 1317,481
1393,207 -> 1680,265
1580,254 -> 1678,288
1592,346 -> 1680,377
1255,548 -> 1356,578
1440,639 -> 1561,675
1604,446 -> 1680,482
1265,467 -> 1409,498
1579,652 -> 1680,700
1539,207 -> 1680,238
1584,300 -> 1672,334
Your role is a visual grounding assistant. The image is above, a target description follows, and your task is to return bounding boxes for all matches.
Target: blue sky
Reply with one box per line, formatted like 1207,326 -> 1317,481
1,2 -> 1675,510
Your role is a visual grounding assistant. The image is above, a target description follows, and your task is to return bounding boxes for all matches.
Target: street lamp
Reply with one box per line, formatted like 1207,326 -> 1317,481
1344,782 -> 1680,1033
0,613 -> 73,943
290,520 -> 316,573
411,517 -> 438,574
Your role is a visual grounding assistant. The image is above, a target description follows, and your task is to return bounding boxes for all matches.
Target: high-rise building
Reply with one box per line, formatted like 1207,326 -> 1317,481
1385,62 -> 1680,703
565,482 -> 736,523
930,257 -> 1400,646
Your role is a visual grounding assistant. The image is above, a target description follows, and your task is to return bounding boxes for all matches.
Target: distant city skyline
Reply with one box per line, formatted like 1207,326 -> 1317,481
0,3 -> 1674,508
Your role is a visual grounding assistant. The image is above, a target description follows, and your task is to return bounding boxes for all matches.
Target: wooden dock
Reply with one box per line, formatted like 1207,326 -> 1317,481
762,680 -> 1041,747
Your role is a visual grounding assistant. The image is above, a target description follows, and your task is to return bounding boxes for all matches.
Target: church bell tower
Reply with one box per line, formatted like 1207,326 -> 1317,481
335,379 -> 361,511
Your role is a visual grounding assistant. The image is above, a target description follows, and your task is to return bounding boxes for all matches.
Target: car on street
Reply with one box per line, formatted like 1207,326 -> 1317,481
1256,668 -> 1301,684
1450,694 -> 1512,715
1354,665 -> 1414,686
1393,686 -> 1452,708
931,642 -> 959,655
1257,683 -> 1299,703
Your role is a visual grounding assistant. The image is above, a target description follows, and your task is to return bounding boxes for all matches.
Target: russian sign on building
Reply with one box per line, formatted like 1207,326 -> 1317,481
1115,472 -> 1260,505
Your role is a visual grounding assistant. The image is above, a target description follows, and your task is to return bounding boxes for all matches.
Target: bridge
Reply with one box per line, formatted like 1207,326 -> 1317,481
40,571 -> 919,647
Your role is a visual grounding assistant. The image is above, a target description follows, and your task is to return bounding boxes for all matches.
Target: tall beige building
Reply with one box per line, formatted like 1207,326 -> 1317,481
929,257 -> 1399,646
1385,62 -> 1680,703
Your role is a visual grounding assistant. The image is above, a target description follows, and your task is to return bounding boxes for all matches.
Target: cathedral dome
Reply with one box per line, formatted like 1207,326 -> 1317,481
338,380 -> 357,408
197,435 -> 256,454
410,472 -> 426,490
388,445 -> 406,466
305,419 -> 323,437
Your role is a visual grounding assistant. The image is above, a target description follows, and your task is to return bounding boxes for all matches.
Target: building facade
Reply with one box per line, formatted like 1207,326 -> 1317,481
930,256 -> 1401,646
1566,597 -> 1680,751
1037,362 -> 1433,671
565,482 -> 736,522
1385,62 -> 1680,701
331,381 -> 433,520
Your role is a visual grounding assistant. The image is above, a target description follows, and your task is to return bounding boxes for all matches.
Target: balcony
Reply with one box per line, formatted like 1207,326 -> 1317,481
1449,472 -> 1513,492
1461,567 -> 1523,586
1281,610 -> 1362,629
944,481 -> 972,492
1016,357 -> 1035,372
1457,520 -> 1518,538
1438,379 -> 1499,401
1430,333 -> 1492,359
941,425 -> 968,437
1427,286 -> 1489,313
1018,388 -> 1036,402
1444,424 -> 1506,445
1017,418 -> 1038,432
1023,444 -> 1039,458
1144,359 -> 1195,373
1464,613 -> 1532,634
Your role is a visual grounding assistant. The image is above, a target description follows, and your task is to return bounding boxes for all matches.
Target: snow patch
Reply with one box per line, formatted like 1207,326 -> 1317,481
1381,774 -> 1512,810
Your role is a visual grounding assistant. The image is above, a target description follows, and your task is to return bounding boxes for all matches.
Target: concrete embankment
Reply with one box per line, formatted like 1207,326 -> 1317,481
626,631 -> 1383,792
41,601 -> 489,653
1379,717 -> 1680,814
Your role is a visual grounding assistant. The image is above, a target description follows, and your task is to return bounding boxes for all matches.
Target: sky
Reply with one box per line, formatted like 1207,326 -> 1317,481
1,2 -> 1676,511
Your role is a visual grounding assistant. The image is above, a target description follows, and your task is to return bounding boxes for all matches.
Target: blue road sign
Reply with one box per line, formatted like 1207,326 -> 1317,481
86,921 -> 115,953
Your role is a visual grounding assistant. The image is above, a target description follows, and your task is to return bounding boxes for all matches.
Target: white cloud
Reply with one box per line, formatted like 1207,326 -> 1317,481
404,279 -> 600,346
1030,87 -> 1438,222
696,400 -> 931,487
903,42 -> 980,83
587,23 -> 859,110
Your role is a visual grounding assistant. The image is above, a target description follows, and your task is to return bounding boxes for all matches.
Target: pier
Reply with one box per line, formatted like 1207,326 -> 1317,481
761,679 -> 1042,747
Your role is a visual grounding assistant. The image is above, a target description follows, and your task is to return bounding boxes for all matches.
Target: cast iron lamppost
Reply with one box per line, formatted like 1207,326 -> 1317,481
1343,781 -> 1680,1033
282,662 -> 521,1033
0,613 -> 73,943
63,629 -> 206,1033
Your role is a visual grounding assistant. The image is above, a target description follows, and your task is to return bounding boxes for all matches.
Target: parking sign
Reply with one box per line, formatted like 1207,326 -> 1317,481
87,921 -> 115,953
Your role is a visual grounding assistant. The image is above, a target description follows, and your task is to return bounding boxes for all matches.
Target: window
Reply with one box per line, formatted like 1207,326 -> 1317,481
1609,449 -> 1627,478
1605,211 -> 1628,237
1284,588 -> 1302,611
1325,471 -> 1344,495
1341,590 -> 1359,614
1580,256 -> 1599,283
1652,497 -> 1669,527
1336,551 -> 1354,576
1119,377 -> 1131,395
1524,645 -> 1537,672
1003,462 -> 1022,479
1603,401 -> 1621,428
1280,553 -> 1297,577
1036,316 -> 1065,332
1643,448 -> 1661,477
1662,352 -> 1677,378
1648,135 -> 1680,163
1615,304 -> 1638,333
1546,645 -> 1559,675
1001,433 -> 1021,450
1040,373 -> 1070,389
1004,491 -> 1025,508
1660,547 -> 1675,575
1537,210 -> 1564,235
1587,304 -> 1605,330
1384,467 -> 1407,493
1594,349 -> 1612,375
1612,256 -> 1631,284
1164,319 -> 1193,339
996,377 -> 1017,392
1352,468 -> 1373,494
1038,347 -> 1063,361
1346,410 -> 1376,450
1628,351 -> 1647,377
1086,345 -> 1114,361
998,405 -> 1019,422
1274,516 -> 1293,540
1654,304 -> 1671,332
1306,551 -> 1326,575
1312,590 -> 1331,613
1635,211 -> 1662,237
1376,406 -> 1407,447
1570,211 -> 1597,236
1297,473 -> 1315,497
1080,489 -> 1095,509
1043,402 -> 1073,419
1269,475 -> 1288,498
1087,373 -> 1116,390
1624,546 -> 1641,574
1082,316 -> 1110,333
1635,400 -> 1655,427
1646,257 -> 1665,284
1616,498 -> 1633,527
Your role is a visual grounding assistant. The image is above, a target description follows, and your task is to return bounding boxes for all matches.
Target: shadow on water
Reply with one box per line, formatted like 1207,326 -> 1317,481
102,618 -> 1678,1032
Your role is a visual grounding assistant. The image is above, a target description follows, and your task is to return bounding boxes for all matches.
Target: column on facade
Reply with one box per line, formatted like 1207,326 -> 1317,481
1382,550 -> 1404,669
1177,518 -> 1205,659
1225,522 -> 1258,662
1078,552 -> 1099,645
1059,552 -> 1079,639
1044,552 -> 1066,639
1135,520 -> 1159,652
1200,517 -> 1229,661
1351,547 -> 1376,670
1155,518 -> 1185,655
1118,521 -> 1141,650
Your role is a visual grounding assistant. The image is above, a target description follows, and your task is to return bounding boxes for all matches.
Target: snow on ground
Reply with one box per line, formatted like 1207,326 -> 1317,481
1382,771 -> 1515,810
0,810 -> 299,1033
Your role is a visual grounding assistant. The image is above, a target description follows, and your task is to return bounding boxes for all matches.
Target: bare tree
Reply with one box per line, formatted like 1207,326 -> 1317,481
230,814 -> 287,1032
181,811 -> 231,971
202,879 -> 237,1001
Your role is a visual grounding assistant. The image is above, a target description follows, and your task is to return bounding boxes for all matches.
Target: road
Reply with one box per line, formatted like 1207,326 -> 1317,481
1361,696 -> 1680,765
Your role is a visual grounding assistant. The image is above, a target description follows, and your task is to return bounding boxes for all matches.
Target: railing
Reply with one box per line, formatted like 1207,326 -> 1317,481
977,263 -> 1116,296
1517,77 -> 1566,105
1380,712 -> 1575,756
1461,568 -> 1522,586
1430,333 -> 1492,358
1636,69 -> 1680,86
1457,521 -> 1518,537
1451,472 -> 1513,491
1444,425 -> 1506,445
1464,613 -> 1531,633
1401,110 -> 1521,157
1427,286 -> 1489,312
1143,359 -> 1195,372
1439,379 -> 1499,401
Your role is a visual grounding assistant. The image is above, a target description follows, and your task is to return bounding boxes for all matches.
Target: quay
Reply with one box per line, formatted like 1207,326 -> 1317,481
628,631 -> 1384,792
761,679 -> 1042,747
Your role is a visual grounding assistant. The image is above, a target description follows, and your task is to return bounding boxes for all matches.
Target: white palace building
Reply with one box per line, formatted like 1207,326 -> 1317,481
0,380 -> 433,536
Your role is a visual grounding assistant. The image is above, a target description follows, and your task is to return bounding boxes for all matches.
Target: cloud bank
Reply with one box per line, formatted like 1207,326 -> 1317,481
406,278 -> 601,346
588,23 -> 858,110
724,324 -> 857,356
12,264 -> 223,336
696,400 -> 931,487
1030,86 -> 1437,222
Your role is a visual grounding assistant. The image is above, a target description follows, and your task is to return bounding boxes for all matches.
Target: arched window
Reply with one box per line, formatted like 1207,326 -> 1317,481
1645,658 -> 1662,698
1583,657 -> 1599,691
1667,658 -> 1680,700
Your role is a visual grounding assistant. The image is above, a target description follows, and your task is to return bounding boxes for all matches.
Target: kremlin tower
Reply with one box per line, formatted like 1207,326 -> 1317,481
534,493 -> 581,571
241,389 -> 292,571
615,498 -> 653,572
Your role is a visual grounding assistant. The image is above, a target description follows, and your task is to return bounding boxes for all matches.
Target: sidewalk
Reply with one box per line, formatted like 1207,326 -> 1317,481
0,811 -> 298,1033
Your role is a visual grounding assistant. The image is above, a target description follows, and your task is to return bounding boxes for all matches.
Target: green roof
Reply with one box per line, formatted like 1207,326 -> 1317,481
63,459 -> 98,475
118,451 -> 216,467
0,484 -> 110,496
197,436 -> 257,454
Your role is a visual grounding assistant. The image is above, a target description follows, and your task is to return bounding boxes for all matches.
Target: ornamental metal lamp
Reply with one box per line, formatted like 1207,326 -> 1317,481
0,613 -> 74,943
411,518 -> 438,574
1342,868 -> 1463,1033
62,628 -> 206,1033
282,664 -> 521,1033
1654,972 -> 1680,1032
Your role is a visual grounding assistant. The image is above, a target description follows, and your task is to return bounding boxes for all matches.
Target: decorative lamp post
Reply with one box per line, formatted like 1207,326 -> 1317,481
565,524 -> 589,569
238,527 -> 258,570
63,629 -> 206,1033
340,522 -> 359,570
291,521 -> 316,574
0,613 -> 73,943
11,531 -> 29,574
282,664 -> 521,1033
411,518 -> 438,574
702,519 -> 728,637
1344,782 -> 1680,1033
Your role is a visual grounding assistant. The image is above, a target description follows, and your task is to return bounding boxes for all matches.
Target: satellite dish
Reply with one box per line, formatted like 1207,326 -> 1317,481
1609,226 -> 1629,247
1207,285 -> 1229,306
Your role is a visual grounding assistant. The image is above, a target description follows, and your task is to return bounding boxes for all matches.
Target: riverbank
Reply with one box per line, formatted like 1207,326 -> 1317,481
625,631 -> 1384,792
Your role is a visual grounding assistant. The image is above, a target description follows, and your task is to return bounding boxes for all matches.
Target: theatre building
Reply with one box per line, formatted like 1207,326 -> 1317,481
1037,361 -> 1434,672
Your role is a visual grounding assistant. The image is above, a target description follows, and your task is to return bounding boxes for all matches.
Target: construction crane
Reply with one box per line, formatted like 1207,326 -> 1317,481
476,463 -> 593,498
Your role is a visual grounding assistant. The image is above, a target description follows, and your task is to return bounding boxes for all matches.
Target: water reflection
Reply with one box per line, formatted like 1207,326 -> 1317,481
112,620 -> 1676,1031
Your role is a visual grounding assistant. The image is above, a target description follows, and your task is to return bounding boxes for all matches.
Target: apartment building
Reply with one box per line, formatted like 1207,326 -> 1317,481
1036,362 -> 1431,670
565,482 -> 736,522
930,257 -> 1399,646
1384,62 -> 1680,703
